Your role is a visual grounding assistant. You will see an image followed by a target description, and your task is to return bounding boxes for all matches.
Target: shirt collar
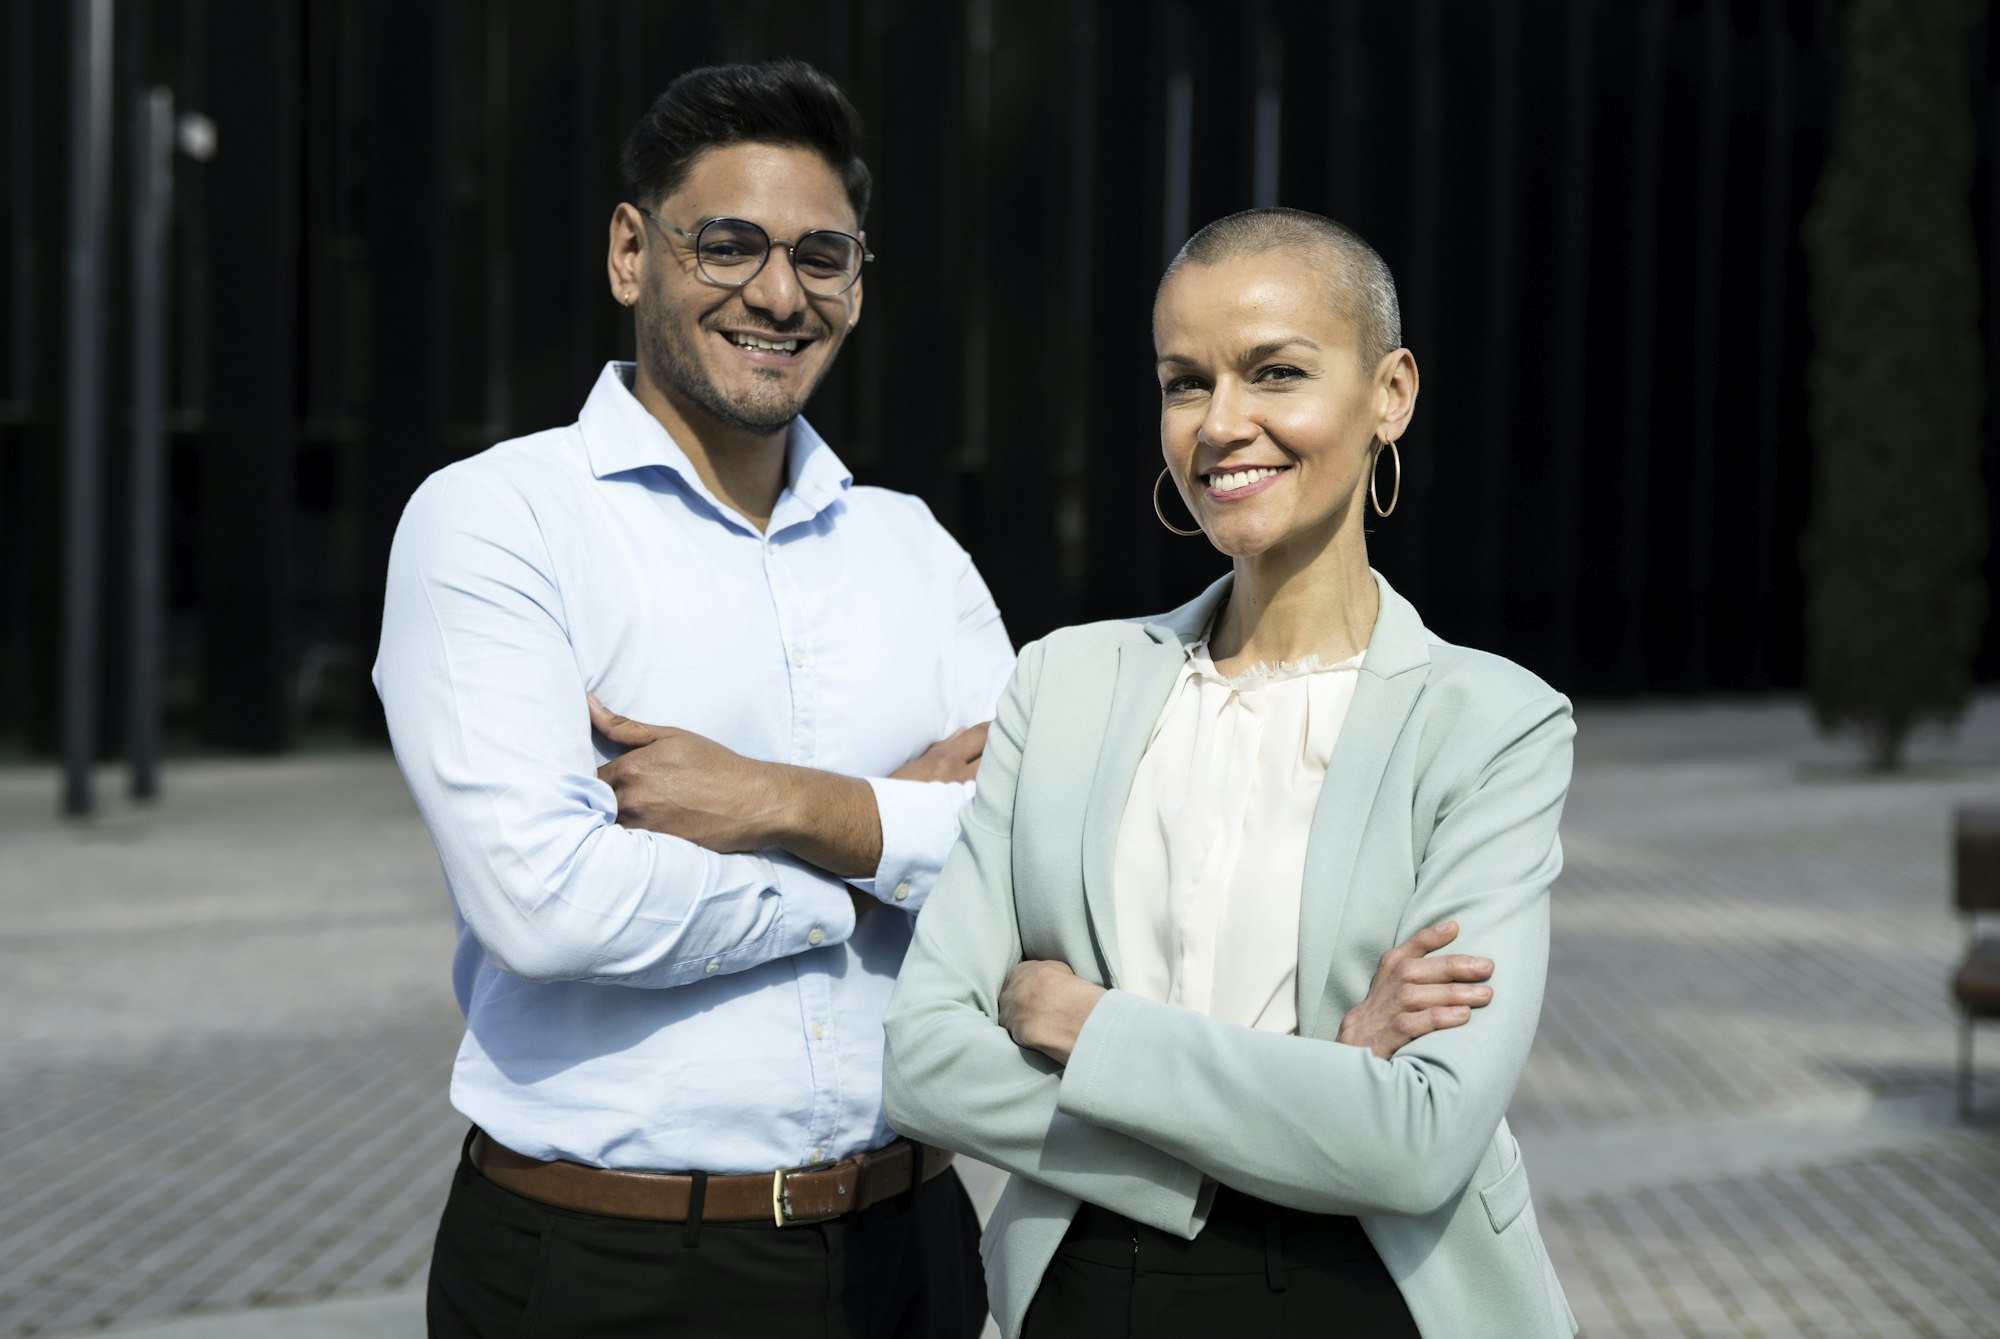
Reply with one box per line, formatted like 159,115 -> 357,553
576,361 -> 853,531
779,413 -> 853,522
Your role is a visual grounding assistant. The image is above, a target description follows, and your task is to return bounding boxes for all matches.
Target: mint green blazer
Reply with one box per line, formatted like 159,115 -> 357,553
883,571 -> 1578,1338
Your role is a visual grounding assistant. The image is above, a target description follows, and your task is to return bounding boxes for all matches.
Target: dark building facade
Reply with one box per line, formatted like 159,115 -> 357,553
2,0 -> 1997,764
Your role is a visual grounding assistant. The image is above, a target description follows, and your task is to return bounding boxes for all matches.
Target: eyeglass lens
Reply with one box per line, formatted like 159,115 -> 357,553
695,219 -> 862,295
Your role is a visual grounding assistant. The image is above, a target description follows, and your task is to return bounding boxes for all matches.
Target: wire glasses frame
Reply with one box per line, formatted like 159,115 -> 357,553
638,209 -> 874,297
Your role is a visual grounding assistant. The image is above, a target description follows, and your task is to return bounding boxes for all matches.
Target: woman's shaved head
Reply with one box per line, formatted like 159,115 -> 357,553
1160,208 -> 1402,367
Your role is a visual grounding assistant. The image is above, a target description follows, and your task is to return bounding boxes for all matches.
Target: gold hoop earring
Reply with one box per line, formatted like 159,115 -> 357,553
1153,468 -> 1202,537
1369,439 -> 1402,518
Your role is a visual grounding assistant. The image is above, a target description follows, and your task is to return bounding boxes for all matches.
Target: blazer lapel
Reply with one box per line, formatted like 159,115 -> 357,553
1295,572 -> 1433,1036
1078,575 -> 1230,989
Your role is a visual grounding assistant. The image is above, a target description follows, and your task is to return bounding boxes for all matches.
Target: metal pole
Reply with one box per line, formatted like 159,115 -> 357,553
1251,15 -> 1281,208
129,86 -> 173,800
1056,0 -> 1096,600
6,0 -> 34,420
61,0 -> 113,817
958,0 -> 992,477
1162,60 -> 1193,264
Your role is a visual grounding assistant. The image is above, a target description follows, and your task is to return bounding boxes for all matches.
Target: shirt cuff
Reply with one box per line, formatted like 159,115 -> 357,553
766,852 -> 859,953
851,777 -> 971,910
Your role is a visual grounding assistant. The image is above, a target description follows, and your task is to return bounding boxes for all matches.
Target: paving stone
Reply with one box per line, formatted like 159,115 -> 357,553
6,698 -> 2000,1337
1515,701 -> 2000,1338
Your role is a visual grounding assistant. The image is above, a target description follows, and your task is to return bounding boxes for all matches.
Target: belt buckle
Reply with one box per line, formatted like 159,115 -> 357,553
772,1157 -> 842,1227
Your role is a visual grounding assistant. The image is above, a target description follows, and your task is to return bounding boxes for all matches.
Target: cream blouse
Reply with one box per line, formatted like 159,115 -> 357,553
1111,636 -> 1364,1035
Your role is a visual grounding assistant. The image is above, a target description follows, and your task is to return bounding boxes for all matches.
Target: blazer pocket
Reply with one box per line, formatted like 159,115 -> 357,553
1478,1135 -> 1531,1234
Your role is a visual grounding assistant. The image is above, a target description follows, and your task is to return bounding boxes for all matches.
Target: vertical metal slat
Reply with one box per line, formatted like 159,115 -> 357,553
128,86 -> 174,800
60,0 -> 112,816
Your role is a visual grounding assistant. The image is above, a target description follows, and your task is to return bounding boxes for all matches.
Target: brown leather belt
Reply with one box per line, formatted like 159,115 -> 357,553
470,1130 -> 955,1226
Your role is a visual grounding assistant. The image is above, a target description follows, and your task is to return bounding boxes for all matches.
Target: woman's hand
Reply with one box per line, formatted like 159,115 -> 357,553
999,960 -> 1107,1066
1337,920 -> 1495,1061
891,723 -> 989,784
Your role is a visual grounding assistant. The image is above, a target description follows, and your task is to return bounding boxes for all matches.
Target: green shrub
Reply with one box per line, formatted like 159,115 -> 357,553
1802,0 -> 1989,770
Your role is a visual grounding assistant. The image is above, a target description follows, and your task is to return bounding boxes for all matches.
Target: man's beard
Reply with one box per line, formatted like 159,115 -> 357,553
640,299 -> 830,437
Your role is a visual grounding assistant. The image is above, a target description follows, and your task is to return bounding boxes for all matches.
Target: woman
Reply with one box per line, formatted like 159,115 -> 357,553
881,208 -> 1576,1338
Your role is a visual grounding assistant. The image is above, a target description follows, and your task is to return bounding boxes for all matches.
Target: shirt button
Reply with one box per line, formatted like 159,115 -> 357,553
893,882 -> 911,902
704,960 -> 720,974
790,649 -> 806,669
809,1147 -> 823,1163
807,926 -> 825,946
813,1023 -> 827,1041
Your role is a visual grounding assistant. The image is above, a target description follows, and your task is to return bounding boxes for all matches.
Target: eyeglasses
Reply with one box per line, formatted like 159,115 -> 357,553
638,210 -> 873,297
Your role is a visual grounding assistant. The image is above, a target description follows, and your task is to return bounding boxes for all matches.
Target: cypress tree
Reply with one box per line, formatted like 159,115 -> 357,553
1802,0 -> 1989,770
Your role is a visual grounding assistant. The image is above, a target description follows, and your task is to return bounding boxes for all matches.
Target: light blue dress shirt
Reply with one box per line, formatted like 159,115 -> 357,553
373,362 -> 1014,1173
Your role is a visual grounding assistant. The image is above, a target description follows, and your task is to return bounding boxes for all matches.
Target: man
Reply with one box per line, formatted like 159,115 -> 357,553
374,60 -> 1011,1337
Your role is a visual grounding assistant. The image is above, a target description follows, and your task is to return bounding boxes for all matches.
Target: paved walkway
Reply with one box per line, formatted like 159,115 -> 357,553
2,697 -> 1996,1338
1520,700 -> 2000,1339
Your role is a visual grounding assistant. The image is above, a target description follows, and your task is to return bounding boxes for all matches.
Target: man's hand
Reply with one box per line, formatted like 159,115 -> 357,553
1337,920 -> 1495,1061
589,695 -> 791,853
589,694 -> 885,878
998,959 -> 1106,1066
891,723 -> 989,784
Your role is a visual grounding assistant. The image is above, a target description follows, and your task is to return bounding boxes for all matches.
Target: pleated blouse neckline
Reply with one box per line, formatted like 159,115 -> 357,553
1115,632 -> 1367,1034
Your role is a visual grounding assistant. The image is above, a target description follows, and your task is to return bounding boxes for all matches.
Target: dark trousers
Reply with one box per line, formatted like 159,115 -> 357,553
1021,1185 -> 1420,1339
427,1134 -> 987,1338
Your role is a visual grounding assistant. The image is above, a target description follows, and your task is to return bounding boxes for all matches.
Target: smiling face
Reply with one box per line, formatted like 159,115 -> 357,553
1154,250 -> 1416,563
628,141 -> 864,437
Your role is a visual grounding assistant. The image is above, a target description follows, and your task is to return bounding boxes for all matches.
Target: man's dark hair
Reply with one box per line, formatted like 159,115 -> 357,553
622,60 -> 872,223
